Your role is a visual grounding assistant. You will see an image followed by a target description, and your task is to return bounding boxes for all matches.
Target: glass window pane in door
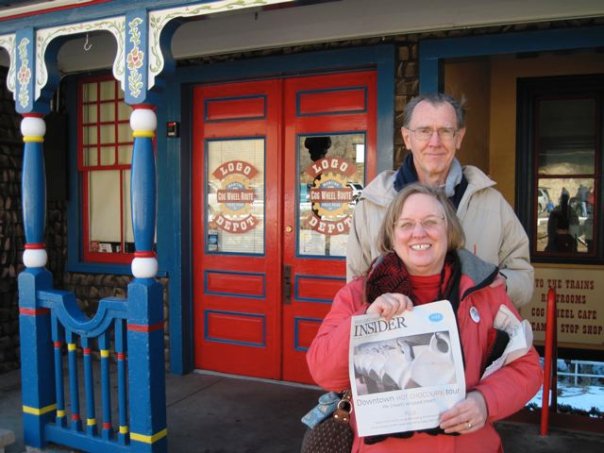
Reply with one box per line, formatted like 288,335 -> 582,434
298,133 -> 366,257
206,138 -> 265,254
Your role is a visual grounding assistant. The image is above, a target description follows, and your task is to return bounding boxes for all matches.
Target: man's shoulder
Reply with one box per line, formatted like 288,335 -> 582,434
462,165 -> 496,187
461,165 -> 509,200
460,166 -> 518,216
366,169 -> 397,187
359,170 -> 398,205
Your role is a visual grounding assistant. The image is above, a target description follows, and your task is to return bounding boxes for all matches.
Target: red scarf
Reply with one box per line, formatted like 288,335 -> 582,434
365,252 -> 412,304
365,252 -> 458,307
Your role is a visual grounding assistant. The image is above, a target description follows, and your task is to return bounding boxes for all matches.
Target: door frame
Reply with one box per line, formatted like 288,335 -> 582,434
159,44 -> 396,374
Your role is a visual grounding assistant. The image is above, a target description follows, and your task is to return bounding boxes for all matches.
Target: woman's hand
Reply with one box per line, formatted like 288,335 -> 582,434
366,293 -> 413,321
439,391 -> 488,434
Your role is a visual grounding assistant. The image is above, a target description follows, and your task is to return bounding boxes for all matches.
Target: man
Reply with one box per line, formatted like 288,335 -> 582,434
346,93 -> 533,307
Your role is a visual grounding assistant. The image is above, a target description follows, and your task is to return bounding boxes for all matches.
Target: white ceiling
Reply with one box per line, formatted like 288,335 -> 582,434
171,0 -> 604,59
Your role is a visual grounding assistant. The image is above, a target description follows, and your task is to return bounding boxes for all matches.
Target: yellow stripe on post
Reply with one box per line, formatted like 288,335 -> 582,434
119,425 -> 129,434
23,404 -> 57,416
130,428 -> 167,444
132,130 -> 155,138
87,418 -> 97,426
100,349 -> 110,358
56,410 -> 66,418
67,343 -> 76,351
23,136 -> 44,143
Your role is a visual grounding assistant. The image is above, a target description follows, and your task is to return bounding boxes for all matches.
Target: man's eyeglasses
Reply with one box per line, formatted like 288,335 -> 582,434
406,127 -> 458,142
395,215 -> 445,234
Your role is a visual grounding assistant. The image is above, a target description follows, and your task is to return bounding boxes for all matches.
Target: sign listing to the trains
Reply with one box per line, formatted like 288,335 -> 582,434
520,267 -> 603,350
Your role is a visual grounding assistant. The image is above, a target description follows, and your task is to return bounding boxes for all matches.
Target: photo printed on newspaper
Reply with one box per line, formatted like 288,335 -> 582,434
349,300 -> 466,437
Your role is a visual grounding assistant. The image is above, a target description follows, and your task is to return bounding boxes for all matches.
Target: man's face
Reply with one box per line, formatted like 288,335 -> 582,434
401,101 -> 466,184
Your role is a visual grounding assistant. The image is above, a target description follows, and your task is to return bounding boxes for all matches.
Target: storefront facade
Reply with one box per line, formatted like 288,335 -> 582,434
1,0 -> 604,386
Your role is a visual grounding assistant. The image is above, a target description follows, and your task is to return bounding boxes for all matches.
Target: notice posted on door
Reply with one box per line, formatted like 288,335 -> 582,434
349,300 -> 466,437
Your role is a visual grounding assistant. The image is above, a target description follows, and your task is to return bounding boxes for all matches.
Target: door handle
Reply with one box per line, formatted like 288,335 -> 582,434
283,265 -> 292,304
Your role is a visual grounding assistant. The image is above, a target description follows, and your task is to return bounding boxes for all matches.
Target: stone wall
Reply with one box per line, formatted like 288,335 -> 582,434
0,65 -> 22,373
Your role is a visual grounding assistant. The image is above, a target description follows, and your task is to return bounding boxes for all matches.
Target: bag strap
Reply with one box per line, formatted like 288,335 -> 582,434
333,390 -> 352,423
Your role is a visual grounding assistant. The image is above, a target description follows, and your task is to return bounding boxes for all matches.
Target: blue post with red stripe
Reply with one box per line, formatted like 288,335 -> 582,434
127,279 -> 166,451
18,269 -> 55,448
127,104 -> 167,452
19,111 -> 55,448
116,320 -> 129,445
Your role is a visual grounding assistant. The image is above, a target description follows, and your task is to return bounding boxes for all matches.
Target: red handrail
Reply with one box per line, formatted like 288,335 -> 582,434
540,287 -> 558,436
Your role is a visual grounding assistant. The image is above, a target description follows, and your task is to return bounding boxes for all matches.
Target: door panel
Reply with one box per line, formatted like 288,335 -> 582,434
193,71 -> 376,383
282,71 -> 376,382
192,80 -> 282,379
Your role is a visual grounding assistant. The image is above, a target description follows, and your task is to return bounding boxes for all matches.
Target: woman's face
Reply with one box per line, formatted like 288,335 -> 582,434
393,193 -> 448,276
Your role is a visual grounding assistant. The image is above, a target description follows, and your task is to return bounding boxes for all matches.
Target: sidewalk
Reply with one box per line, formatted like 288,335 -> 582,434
1,368 -> 603,452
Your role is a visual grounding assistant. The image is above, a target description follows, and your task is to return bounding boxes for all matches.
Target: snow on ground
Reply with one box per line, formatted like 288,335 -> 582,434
529,384 -> 604,412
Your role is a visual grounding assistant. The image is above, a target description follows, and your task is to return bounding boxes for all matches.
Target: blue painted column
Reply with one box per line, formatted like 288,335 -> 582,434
21,114 -> 48,268
127,104 -> 167,452
18,113 -> 54,448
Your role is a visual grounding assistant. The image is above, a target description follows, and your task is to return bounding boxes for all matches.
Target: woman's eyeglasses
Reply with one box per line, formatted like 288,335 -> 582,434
395,215 -> 445,234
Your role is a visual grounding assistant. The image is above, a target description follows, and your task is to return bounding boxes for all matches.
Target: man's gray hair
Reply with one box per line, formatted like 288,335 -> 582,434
403,93 -> 466,129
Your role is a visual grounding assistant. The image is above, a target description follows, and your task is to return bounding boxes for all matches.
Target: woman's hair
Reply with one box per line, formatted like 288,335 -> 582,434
377,183 -> 465,253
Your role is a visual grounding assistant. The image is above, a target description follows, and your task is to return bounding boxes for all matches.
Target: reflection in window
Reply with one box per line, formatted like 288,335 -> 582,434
537,179 -> 594,254
298,133 -> 365,257
538,99 -> 595,175
535,97 -> 597,256
206,138 -> 265,254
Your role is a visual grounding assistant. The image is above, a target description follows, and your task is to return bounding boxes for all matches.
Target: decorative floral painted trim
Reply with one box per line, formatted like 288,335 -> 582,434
127,17 -> 145,98
148,0 -> 292,88
19,0 -> 290,104
35,17 -> 125,101
17,37 -> 31,108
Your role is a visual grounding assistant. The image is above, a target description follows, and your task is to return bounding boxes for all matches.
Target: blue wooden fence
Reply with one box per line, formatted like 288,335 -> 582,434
19,271 -> 166,452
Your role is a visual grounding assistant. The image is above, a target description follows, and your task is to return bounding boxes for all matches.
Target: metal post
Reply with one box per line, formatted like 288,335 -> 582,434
540,287 -> 557,436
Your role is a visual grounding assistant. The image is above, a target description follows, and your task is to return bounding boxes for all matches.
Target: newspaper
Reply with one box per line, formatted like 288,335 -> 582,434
349,300 -> 465,437
481,304 -> 533,380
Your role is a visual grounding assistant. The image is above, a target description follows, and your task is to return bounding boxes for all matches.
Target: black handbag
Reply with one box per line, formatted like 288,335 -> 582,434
300,390 -> 353,453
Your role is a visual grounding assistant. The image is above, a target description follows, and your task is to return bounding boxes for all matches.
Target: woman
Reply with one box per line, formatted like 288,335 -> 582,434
307,183 -> 542,452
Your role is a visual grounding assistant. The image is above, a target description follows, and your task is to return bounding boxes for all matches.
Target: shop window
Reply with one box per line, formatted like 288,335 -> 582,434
517,75 -> 603,262
78,76 -> 133,264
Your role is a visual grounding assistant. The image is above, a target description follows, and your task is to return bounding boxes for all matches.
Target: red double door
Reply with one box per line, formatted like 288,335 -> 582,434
192,71 -> 376,383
